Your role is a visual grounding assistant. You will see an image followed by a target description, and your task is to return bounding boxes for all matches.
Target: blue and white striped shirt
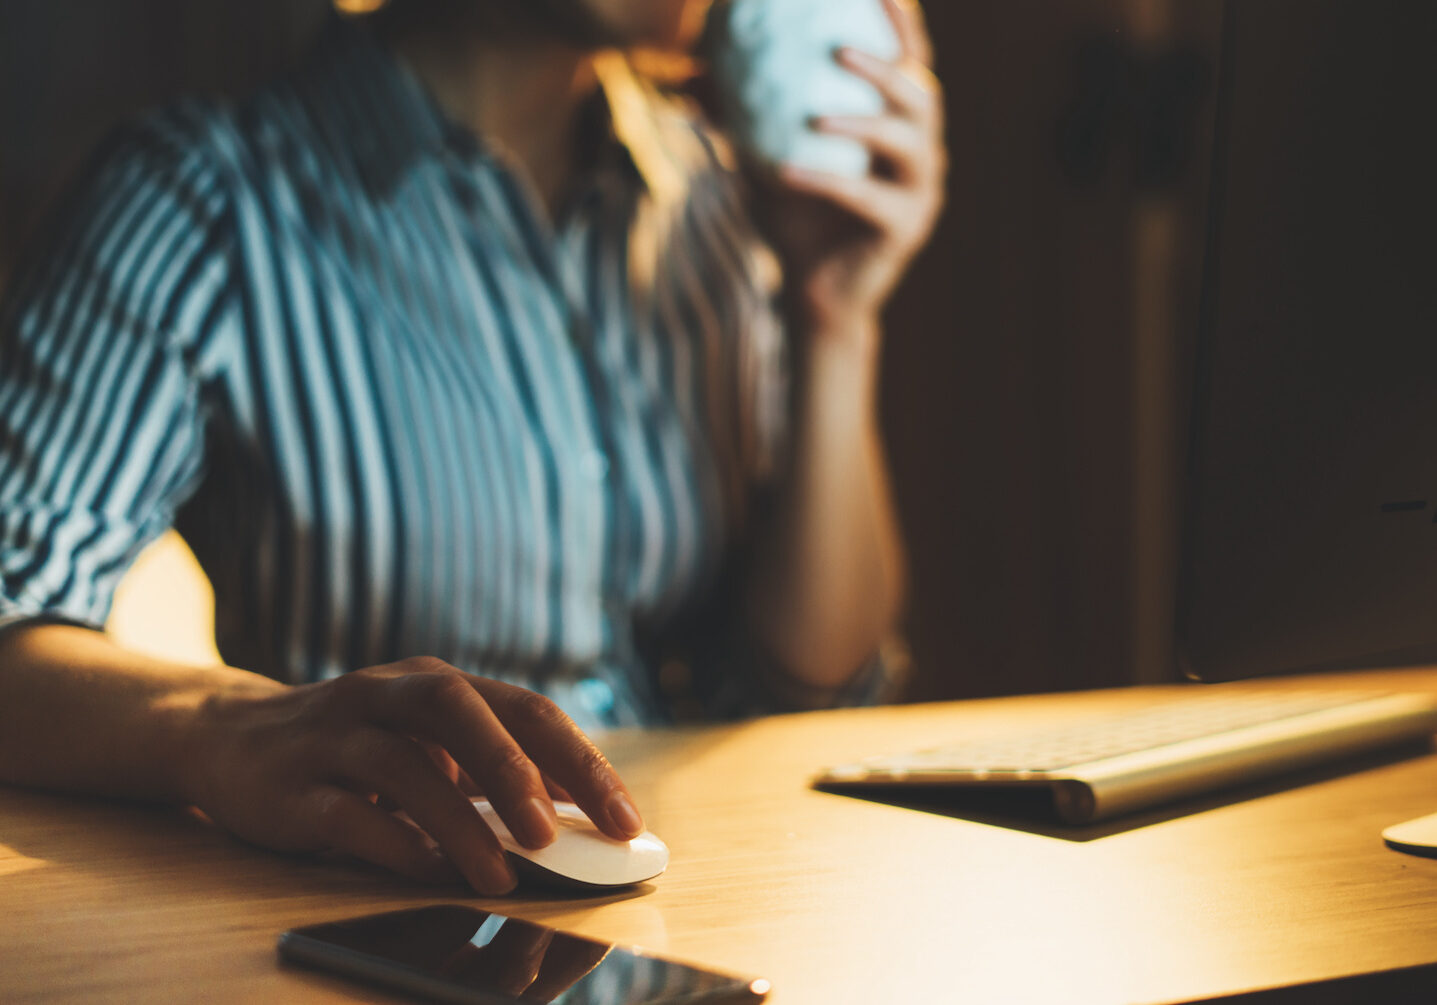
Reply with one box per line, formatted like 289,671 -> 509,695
0,20 -> 794,728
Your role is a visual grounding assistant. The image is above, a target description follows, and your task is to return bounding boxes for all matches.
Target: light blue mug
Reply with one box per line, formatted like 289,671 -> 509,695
707,0 -> 901,178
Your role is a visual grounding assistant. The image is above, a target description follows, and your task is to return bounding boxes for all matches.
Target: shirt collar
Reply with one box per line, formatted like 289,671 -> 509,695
591,52 -> 687,207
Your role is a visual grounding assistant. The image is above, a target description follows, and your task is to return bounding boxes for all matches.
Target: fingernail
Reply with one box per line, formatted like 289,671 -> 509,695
606,791 -> 644,839
519,796 -> 558,848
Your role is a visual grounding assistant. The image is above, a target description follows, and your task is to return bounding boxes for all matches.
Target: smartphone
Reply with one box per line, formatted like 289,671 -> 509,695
277,905 -> 770,1004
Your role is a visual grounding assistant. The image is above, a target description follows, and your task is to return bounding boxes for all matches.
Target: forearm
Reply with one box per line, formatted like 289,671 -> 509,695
0,624 -> 280,801
0,625 -> 647,894
744,318 -> 907,691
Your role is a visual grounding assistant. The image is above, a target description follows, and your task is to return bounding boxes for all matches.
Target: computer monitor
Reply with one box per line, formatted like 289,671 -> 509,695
1177,0 -> 1437,683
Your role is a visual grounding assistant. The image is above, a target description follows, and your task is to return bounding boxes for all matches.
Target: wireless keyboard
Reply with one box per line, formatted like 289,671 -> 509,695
815,689 -> 1437,823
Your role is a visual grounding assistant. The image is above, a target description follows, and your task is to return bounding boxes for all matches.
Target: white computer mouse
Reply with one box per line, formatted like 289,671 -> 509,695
471,798 -> 669,891
1383,811 -> 1437,858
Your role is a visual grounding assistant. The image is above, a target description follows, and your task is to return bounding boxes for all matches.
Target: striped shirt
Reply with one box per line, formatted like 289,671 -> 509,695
0,19 -> 795,729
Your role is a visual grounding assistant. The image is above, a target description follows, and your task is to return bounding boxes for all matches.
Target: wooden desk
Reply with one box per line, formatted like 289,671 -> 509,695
6,668 -> 1437,1003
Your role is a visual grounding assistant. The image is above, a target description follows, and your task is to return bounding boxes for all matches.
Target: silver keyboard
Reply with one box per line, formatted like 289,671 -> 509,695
816,689 -> 1437,823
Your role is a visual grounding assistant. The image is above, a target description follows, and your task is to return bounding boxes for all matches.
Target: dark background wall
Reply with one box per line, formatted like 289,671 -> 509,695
0,0 -> 1230,699
883,0 -> 1223,697
0,0 -> 326,277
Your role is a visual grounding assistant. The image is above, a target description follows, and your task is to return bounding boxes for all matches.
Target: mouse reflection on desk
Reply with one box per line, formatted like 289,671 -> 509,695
472,798 -> 670,893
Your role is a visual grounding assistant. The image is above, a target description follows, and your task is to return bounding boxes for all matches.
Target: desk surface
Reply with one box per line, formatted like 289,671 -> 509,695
6,668 -> 1437,1004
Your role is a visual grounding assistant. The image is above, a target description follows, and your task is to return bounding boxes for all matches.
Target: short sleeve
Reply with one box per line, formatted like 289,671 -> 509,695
0,113 -> 234,631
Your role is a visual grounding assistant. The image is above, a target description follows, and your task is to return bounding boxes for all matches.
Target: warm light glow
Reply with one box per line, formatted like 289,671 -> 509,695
0,844 -> 47,876
333,0 -> 389,14
106,530 -> 222,667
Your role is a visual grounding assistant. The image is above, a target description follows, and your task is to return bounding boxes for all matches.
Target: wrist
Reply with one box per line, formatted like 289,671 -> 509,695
802,312 -> 883,361
166,672 -> 284,806
798,315 -> 884,417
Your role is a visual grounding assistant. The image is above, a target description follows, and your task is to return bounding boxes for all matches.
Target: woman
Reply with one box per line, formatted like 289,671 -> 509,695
0,0 -> 944,894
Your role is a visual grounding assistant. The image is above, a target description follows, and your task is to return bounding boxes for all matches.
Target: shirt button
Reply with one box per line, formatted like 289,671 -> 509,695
580,449 -> 610,481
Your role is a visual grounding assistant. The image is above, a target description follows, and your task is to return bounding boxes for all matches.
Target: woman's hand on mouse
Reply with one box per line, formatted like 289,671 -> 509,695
177,657 -> 645,895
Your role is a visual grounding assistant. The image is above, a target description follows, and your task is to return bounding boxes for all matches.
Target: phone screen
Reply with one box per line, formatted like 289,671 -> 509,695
278,905 -> 770,1004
